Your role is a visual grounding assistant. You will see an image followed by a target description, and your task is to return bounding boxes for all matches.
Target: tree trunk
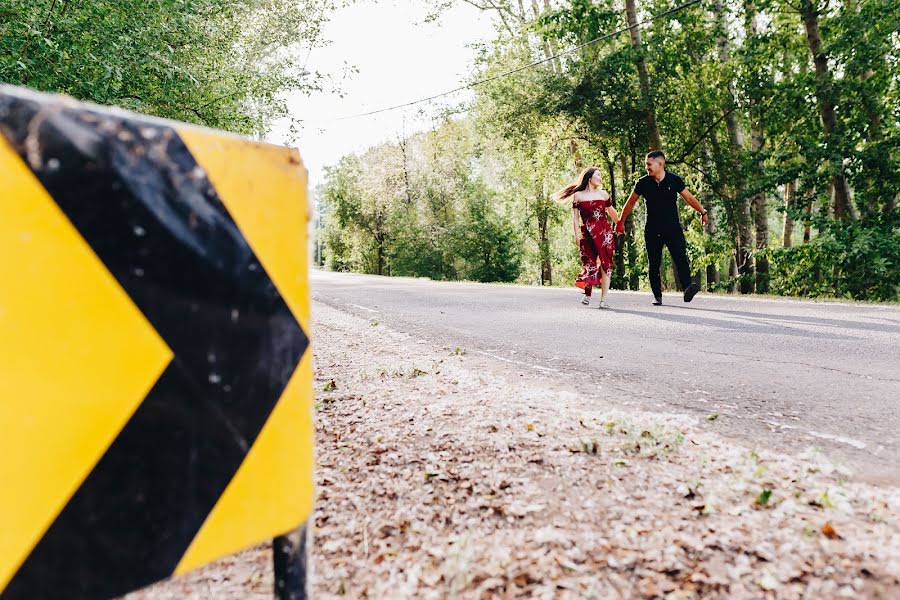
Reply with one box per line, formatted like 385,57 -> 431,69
753,203 -> 769,291
624,0 -> 662,151
860,68 -> 881,141
514,0 -> 529,27
539,218 -> 551,285
626,214 -> 638,290
629,135 -> 637,175
728,250 -> 738,294
620,153 -> 639,290
398,135 -> 414,205
715,0 -> 753,293
603,150 -> 616,205
737,220 -> 754,293
671,261 -> 682,292
605,148 -> 626,289
537,185 -> 552,285
782,181 -> 795,247
530,0 -> 556,73
800,0 -> 851,220
376,235 -> 385,276
847,0 -> 883,141
715,0 -> 744,150
746,2 -> 768,292
570,139 -> 584,170
541,0 -> 562,72
705,205 -> 720,290
803,192 -> 813,243
700,144 -> 720,289
750,133 -> 768,292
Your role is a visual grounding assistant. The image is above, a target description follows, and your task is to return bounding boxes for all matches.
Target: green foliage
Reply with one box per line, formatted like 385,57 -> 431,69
766,215 -> 900,301
326,0 -> 897,301
318,120 -> 522,283
0,0 -> 344,135
453,192 -> 522,282
388,212 -> 448,280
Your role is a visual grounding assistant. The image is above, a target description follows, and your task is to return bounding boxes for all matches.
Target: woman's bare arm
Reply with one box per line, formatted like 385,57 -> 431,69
606,204 -> 620,224
572,207 -> 581,243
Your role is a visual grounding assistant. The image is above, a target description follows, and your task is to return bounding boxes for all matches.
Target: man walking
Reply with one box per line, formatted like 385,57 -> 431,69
615,151 -> 707,305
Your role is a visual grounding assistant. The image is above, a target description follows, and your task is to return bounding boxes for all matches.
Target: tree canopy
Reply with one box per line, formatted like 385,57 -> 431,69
1,0 -> 346,135
318,0 -> 898,300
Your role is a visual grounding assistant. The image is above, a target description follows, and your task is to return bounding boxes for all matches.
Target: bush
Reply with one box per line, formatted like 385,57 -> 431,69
452,195 -> 521,283
766,216 -> 900,302
388,215 -> 450,280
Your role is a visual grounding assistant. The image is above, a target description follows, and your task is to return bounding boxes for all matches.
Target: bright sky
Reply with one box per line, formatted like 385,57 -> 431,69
267,1 -> 498,188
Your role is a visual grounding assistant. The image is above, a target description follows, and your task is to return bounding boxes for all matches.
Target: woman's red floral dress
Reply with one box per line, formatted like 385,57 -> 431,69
574,198 -> 615,289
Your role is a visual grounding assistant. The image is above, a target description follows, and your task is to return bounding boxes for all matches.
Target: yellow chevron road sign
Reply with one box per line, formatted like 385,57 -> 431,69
0,86 -> 314,599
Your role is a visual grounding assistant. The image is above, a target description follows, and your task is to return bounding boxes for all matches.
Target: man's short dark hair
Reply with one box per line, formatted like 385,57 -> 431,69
646,150 -> 665,161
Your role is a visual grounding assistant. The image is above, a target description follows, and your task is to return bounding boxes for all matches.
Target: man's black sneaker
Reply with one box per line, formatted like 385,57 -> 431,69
684,282 -> 700,302
652,296 -> 663,306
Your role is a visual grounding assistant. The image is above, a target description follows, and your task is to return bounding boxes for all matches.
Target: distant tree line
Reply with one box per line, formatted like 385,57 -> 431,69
319,0 -> 899,301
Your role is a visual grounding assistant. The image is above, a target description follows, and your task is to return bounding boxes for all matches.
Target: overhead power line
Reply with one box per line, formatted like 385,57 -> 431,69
325,0 -> 703,122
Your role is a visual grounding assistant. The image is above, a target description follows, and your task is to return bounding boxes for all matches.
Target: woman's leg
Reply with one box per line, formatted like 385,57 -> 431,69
599,268 -> 610,301
580,284 -> 592,305
577,234 -> 598,302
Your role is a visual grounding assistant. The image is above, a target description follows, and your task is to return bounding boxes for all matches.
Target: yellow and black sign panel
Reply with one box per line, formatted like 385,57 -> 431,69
0,85 -> 315,599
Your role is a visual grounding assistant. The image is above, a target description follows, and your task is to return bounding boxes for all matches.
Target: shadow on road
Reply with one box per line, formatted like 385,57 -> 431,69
681,306 -> 900,335
611,307 -> 854,341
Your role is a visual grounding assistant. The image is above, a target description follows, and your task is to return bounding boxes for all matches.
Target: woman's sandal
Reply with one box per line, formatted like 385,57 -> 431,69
581,297 -> 590,305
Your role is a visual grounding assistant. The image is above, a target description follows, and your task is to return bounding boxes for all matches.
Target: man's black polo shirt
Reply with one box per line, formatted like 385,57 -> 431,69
632,171 -> 686,231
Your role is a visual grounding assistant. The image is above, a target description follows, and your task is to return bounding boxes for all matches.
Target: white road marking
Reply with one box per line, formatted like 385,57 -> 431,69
348,303 -> 379,313
806,430 -> 867,450
767,421 -> 867,450
472,350 -> 560,373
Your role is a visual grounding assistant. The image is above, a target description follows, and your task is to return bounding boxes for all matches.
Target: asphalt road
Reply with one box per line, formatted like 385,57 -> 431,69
311,270 -> 900,485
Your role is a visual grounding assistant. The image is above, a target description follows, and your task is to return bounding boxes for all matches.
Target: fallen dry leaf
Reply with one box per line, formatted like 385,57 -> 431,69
126,303 -> 900,600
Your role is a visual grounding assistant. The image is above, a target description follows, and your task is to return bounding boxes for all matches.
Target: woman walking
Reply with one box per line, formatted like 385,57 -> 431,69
556,167 -> 620,308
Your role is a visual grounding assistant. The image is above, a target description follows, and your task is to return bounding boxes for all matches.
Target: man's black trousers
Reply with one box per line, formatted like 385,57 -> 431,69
644,226 -> 693,298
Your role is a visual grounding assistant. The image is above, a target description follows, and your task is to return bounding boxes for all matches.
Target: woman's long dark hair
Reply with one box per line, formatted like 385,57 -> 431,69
555,166 -> 600,202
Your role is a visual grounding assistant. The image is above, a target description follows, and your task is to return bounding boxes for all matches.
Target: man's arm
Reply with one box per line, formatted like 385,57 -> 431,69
616,192 -> 640,234
679,189 -> 709,226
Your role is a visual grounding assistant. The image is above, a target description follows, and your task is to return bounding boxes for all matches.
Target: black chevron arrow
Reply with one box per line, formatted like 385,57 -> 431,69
0,93 -> 308,599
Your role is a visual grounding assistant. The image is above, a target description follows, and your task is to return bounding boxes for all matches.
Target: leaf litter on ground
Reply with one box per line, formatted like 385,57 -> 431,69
129,303 -> 900,600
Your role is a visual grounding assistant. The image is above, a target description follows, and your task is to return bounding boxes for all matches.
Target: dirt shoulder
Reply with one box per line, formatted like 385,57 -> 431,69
130,302 -> 899,599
